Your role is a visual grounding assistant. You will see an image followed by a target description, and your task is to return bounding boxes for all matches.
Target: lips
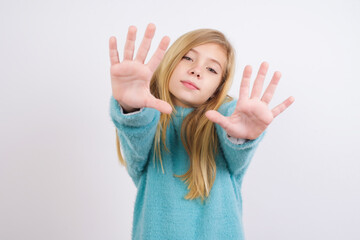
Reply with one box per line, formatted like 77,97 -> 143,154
180,80 -> 199,90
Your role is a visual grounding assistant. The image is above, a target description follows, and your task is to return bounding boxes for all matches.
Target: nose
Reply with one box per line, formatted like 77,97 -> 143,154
190,71 -> 200,78
189,66 -> 202,78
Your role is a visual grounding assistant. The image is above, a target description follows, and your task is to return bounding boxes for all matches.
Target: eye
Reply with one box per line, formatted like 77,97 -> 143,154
182,56 -> 192,61
207,67 -> 217,74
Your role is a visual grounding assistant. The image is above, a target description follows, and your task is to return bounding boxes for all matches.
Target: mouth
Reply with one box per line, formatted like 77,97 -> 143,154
180,80 -> 199,90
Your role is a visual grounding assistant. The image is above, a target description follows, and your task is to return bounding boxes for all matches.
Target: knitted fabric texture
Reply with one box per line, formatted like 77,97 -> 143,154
109,96 -> 265,240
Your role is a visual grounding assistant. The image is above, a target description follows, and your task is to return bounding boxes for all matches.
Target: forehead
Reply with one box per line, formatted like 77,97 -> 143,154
189,43 -> 227,68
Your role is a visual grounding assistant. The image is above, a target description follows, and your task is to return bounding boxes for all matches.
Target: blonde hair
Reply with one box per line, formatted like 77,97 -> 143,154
115,28 -> 235,204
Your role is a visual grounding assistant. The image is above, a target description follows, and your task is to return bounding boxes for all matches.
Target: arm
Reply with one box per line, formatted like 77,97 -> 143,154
206,62 -> 294,179
110,96 -> 160,182
215,100 -> 266,178
108,24 -> 172,184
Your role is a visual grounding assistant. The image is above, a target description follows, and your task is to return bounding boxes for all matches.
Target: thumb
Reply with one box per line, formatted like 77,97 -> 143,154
145,94 -> 173,114
205,110 -> 229,129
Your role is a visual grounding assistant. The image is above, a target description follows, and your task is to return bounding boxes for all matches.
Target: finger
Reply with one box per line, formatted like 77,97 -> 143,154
109,36 -> 120,65
135,23 -> 156,63
261,71 -> 281,104
123,25 -> 137,61
147,36 -> 170,72
145,94 -> 173,114
205,110 -> 229,130
238,65 -> 252,102
271,96 -> 295,118
250,61 -> 269,99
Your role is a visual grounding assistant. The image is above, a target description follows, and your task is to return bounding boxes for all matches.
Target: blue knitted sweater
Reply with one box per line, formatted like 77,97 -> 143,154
109,96 -> 265,240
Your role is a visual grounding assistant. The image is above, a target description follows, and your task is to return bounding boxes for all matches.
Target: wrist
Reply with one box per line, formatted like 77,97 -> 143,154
115,100 -> 139,113
226,133 -> 248,144
121,105 -> 140,114
123,108 -> 140,114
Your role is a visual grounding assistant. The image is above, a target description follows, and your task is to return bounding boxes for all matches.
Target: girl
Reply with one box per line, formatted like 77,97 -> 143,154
109,23 -> 294,240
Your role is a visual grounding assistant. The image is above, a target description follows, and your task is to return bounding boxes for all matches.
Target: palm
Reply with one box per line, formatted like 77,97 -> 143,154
109,23 -> 172,114
111,61 -> 153,109
206,62 -> 295,140
225,98 -> 274,140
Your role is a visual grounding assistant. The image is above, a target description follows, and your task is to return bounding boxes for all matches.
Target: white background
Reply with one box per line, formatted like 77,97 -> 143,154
1,0 -> 359,239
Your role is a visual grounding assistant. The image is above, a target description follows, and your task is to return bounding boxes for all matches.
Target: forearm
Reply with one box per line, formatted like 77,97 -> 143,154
216,123 -> 266,178
109,96 -> 160,179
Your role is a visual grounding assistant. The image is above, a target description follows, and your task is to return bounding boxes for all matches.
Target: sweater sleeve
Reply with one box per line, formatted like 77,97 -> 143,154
109,96 -> 160,184
215,100 -> 266,180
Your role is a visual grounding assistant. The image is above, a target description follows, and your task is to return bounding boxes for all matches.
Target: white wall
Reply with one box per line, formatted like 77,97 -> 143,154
1,0 -> 359,239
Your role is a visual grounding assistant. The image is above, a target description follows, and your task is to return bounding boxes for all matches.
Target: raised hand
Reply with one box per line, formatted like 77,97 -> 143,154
205,62 -> 295,140
109,23 -> 172,114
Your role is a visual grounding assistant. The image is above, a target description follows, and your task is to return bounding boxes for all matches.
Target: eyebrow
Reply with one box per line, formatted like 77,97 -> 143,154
188,49 -> 223,70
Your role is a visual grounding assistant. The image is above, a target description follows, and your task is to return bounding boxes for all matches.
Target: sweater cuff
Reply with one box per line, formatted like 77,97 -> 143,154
226,134 -> 248,144
121,107 -> 144,115
220,127 -> 266,150
109,96 -> 158,127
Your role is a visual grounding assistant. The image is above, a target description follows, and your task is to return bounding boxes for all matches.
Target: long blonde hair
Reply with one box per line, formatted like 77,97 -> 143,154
115,28 -> 235,203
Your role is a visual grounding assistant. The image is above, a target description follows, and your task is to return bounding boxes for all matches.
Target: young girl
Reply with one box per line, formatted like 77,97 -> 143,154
109,23 -> 294,240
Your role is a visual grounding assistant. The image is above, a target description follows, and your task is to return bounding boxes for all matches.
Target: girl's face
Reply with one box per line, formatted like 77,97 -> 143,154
169,43 -> 227,108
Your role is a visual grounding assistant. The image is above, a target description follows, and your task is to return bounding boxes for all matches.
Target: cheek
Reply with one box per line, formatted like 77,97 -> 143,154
169,68 -> 180,85
168,77 -> 175,95
168,73 -> 180,95
206,77 -> 222,95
